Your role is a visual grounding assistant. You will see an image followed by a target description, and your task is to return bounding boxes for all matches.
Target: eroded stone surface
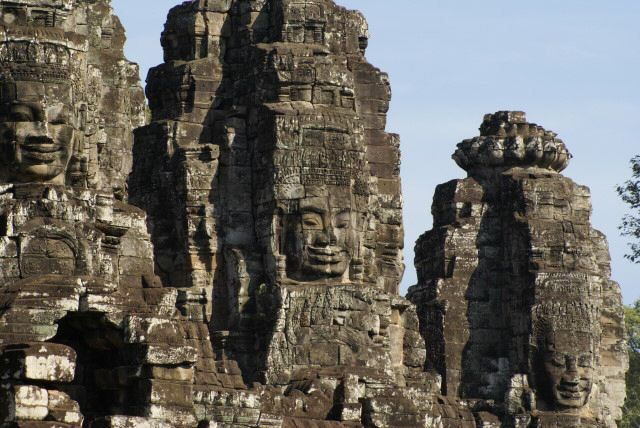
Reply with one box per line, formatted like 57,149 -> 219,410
0,1 -> 627,427
409,112 -> 628,427
0,1 -> 204,427
129,0 -> 444,426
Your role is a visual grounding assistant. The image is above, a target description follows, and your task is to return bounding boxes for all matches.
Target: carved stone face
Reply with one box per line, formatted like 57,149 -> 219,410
284,190 -> 355,282
540,330 -> 594,409
0,81 -> 74,184
485,140 -> 503,165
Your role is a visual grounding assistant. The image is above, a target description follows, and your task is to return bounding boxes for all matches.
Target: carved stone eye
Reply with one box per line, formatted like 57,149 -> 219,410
334,212 -> 350,229
548,353 -> 565,367
302,213 -> 322,229
47,104 -> 68,125
578,354 -> 593,368
9,105 -> 34,122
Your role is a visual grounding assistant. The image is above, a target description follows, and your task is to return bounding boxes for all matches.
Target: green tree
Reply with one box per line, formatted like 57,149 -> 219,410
617,156 -> 640,263
621,300 -> 640,428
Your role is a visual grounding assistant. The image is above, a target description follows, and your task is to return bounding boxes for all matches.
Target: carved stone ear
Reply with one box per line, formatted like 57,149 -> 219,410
274,207 -> 285,256
78,103 -> 87,132
66,155 -> 87,188
349,257 -> 364,282
276,255 -> 287,281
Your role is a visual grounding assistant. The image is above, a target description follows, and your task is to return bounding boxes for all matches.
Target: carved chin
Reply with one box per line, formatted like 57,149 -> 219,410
14,144 -> 70,182
303,262 -> 348,278
18,163 -> 66,182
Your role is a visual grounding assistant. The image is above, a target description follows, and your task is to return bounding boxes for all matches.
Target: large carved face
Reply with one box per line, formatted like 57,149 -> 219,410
283,188 -> 355,282
0,81 -> 74,184
539,330 -> 595,409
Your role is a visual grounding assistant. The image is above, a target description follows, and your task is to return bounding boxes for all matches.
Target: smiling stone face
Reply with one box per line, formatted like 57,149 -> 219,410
0,80 -> 74,184
283,188 -> 356,282
539,330 -> 595,409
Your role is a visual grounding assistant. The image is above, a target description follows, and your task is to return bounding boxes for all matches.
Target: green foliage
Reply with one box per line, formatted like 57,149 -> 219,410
621,301 -> 640,428
617,156 -> 640,263
628,302 -> 640,353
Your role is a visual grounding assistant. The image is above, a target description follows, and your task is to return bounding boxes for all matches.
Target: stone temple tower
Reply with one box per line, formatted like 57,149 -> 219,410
409,111 -> 628,427
130,0 -> 440,426
0,0 -> 628,427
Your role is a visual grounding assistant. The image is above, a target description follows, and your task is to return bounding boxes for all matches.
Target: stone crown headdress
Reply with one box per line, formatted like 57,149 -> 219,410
532,302 -> 600,339
0,27 -> 86,83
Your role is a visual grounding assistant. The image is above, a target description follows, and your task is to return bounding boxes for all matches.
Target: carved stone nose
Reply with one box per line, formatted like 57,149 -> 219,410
566,356 -> 578,372
327,228 -> 337,245
23,122 -> 49,138
315,231 -> 330,246
25,134 -> 54,145
34,121 -> 48,132
562,358 -> 580,385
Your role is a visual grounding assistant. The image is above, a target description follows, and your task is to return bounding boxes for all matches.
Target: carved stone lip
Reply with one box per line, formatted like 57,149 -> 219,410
21,143 -> 63,163
21,142 -> 63,154
558,395 -> 583,403
307,246 -> 345,264
556,387 -> 585,400
308,255 -> 342,264
559,385 -> 581,393
308,246 -> 339,256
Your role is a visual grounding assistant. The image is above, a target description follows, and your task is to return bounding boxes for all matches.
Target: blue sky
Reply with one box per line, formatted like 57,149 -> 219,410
112,0 -> 640,303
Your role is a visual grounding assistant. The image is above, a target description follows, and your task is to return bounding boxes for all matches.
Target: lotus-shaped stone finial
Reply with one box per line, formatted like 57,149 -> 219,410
453,111 -> 572,174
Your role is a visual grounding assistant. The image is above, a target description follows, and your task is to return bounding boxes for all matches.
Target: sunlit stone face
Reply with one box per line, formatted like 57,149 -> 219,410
283,189 -> 356,282
540,330 -> 595,409
0,81 -> 74,184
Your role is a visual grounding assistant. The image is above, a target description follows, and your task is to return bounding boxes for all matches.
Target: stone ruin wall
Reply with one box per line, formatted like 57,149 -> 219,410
0,0 -> 211,427
0,1 -> 629,428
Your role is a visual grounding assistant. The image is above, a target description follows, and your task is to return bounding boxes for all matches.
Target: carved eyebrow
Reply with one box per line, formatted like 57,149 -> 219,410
300,206 -> 325,214
9,102 -> 45,119
5,104 -> 35,121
